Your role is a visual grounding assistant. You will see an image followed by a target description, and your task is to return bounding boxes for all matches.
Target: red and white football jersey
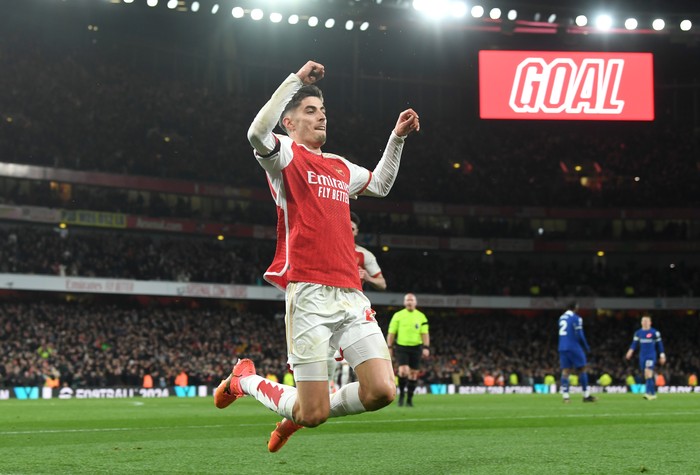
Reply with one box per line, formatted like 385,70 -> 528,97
257,135 -> 373,291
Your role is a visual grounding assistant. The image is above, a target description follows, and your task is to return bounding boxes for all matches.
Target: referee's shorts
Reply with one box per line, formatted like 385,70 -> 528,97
394,344 -> 422,370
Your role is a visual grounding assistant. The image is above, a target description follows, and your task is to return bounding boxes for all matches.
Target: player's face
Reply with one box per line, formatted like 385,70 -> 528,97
351,221 -> 359,237
287,96 -> 326,150
641,317 -> 651,329
404,294 -> 417,310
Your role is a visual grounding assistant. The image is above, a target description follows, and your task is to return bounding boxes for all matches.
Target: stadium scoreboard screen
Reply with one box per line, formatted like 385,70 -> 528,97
479,51 -> 654,121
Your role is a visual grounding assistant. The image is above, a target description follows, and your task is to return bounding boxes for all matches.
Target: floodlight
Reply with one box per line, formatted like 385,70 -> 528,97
652,18 -> 665,30
680,19 -> 692,31
624,18 -> 637,30
490,8 -> 501,20
270,12 -> 283,23
471,5 -> 484,18
507,9 -> 517,21
595,14 -> 612,30
308,16 -> 319,27
449,1 -> 468,19
147,0 -> 158,7
412,0 -> 429,12
345,20 -> 354,30
191,1 -> 199,12
575,15 -> 587,27
231,7 -> 244,18
211,4 -> 219,14
288,14 -> 299,24
359,21 -> 370,31
325,18 -> 335,28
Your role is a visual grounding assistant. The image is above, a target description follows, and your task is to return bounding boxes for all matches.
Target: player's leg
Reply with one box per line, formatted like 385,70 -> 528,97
267,356 -> 337,453
405,347 -> 422,407
643,360 -> 657,399
333,333 -> 395,416
293,365 -> 332,426
575,345 -> 596,402
397,369 -> 410,405
267,362 -> 330,453
215,358 -> 299,418
394,346 -> 411,406
560,368 -> 571,402
353,357 -> 395,410
275,282 -> 338,426
329,291 -> 395,416
269,319 -> 393,452
559,351 -> 572,402
578,365 -> 596,402
406,368 -> 419,407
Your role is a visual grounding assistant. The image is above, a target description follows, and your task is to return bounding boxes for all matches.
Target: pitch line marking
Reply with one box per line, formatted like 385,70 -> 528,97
1,411 -> 699,436
0,424 -> 226,436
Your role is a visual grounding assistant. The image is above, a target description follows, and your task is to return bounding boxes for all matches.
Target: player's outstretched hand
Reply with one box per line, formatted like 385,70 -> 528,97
296,61 -> 325,85
393,108 -> 420,137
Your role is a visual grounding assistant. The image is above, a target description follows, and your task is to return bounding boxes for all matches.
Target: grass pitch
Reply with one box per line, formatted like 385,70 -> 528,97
1,393 -> 699,474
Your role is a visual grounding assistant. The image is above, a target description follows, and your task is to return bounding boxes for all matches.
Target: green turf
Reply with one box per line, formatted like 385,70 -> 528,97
0,393 -> 699,474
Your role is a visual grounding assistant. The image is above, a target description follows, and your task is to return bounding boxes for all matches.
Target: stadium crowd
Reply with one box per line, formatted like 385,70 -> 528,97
1,35 -> 699,210
1,301 -> 697,390
2,226 -> 698,297
1,178 -> 698,241
0,226 -> 271,286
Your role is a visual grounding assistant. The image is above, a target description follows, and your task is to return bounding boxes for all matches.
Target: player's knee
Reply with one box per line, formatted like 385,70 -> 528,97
295,407 -> 329,428
362,380 -> 395,410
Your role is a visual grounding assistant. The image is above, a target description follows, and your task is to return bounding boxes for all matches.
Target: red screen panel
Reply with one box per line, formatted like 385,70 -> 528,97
479,50 -> 654,121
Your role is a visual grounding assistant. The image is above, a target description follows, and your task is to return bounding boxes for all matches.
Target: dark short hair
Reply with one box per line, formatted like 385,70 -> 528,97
567,300 -> 579,311
350,212 -> 360,226
278,85 -> 324,133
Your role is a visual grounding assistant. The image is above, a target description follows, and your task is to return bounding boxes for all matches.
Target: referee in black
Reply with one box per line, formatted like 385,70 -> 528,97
386,293 -> 430,407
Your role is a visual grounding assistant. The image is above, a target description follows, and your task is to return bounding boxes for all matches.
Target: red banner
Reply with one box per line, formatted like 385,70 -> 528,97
479,51 -> 654,121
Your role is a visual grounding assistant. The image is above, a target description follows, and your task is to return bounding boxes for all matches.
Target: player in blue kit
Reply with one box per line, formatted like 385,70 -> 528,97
558,301 -> 597,403
625,315 -> 666,400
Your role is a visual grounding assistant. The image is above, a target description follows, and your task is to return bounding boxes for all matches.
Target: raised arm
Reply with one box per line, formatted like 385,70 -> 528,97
363,109 -> 420,197
247,61 -> 325,156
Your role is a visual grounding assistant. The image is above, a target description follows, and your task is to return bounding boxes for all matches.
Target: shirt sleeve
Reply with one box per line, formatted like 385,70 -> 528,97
388,314 -> 398,335
630,332 -> 640,351
576,317 -> 590,353
655,331 -> 665,354
362,132 -> 406,198
340,159 -> 372,198
247,73 -> 303,159
361,248 -> 382,277
420,314 -> 429,335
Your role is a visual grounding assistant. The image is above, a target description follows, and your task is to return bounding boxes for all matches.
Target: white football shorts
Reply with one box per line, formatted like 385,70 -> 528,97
285,282 -> 388,381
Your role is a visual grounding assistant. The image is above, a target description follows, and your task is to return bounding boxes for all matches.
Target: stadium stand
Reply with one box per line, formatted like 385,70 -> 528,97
1,1 -> 698,393
1,300 -> 698,389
